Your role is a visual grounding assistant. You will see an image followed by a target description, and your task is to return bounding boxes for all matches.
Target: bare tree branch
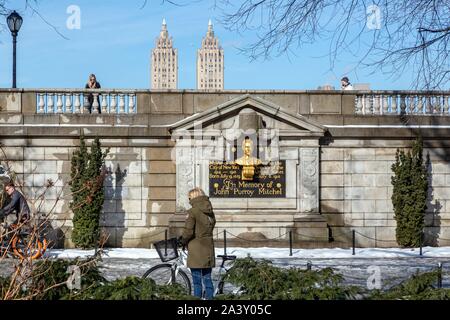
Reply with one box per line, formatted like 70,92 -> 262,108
215,0 -> 450,89
25,1 -> 70,40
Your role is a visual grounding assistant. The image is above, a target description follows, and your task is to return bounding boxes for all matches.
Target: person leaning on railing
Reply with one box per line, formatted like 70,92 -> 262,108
85,73 -> 101,113
341,76 -> 354,90
178,187 -> 216,300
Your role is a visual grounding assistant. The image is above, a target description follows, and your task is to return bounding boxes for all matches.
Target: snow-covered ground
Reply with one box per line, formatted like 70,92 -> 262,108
44,246 -> 450,260
2,246 -> 449,290
38,246 -> 450,290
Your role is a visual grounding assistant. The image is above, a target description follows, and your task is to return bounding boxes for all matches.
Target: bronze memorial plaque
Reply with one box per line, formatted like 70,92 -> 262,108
209,161 -> 286,198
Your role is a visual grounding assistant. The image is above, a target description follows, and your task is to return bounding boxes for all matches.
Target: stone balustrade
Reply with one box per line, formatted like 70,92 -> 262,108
2,89 -> 450,117
355,92 -> 450,115
35,89 -> 137,114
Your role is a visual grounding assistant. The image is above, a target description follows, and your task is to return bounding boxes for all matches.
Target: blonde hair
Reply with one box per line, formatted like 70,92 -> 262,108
188,187 -> 205,200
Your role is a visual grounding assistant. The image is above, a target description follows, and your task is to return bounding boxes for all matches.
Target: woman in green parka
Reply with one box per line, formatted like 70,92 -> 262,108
180,187 -> 216,300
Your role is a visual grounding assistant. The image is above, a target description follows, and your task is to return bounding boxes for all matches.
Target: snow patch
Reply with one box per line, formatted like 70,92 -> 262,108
44,246 -> 450,260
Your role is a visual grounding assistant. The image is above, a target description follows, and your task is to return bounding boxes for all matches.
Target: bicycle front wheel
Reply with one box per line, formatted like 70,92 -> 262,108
143,263 -> 191,295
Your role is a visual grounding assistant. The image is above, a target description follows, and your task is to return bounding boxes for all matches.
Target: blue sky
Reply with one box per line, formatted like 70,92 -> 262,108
0,0 -> 414,90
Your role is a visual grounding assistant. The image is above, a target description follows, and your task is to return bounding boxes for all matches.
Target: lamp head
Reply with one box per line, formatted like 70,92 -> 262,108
7,11 -> 23,36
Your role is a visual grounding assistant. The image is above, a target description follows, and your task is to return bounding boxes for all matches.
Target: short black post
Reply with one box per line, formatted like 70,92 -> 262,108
352,230 -> 356,255
306,261 -> 312,271
289,230 -> 293,256
223,230 -> 227,256
164,229 -> 168,256
419,232 -> 423,256
437,262 -> 442,289
94,230 -> 99,256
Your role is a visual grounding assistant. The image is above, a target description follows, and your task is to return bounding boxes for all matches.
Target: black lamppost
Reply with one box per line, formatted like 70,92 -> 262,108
7,11 -> 23,89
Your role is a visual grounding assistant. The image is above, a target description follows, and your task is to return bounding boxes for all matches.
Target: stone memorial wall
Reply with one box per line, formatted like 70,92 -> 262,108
1,89 -> 449,247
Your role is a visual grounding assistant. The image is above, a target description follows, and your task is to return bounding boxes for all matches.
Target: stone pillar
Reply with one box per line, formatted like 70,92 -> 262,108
299,147 -> 319,213
169,138 -> 195,237
294,146 -> 328,242
175,139 -> 195,212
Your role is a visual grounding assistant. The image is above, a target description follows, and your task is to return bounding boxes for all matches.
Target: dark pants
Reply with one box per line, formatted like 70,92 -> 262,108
86,95 -> 101,113
190,268 -> 214,300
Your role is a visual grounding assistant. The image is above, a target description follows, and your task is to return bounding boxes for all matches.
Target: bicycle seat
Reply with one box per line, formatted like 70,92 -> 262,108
217,255 -> 236,261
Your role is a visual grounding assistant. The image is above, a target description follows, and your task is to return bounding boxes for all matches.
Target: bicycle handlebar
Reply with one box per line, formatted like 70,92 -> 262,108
217,254 -> 237,261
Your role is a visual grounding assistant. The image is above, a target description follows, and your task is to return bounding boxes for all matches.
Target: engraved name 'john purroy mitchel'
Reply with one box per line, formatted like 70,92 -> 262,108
209,161 -> 286,198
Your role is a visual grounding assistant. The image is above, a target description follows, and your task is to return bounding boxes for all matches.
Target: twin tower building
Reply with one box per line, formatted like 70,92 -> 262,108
151,19 -> 224,90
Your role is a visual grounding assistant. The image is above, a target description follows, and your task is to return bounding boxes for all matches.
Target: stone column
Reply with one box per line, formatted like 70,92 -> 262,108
294,146 -> 328,242
299,147 -> 319,214
175,139 -> 195,212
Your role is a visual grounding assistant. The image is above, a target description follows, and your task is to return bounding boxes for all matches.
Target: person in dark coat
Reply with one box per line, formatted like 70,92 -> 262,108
84,73 -> 101,113
340,76 -> 354,90
0,181 -> 30,223
180,187 -> 216,300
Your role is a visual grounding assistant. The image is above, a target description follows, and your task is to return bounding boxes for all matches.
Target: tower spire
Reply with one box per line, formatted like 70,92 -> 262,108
197,19 -> 224,90
207,19 -> 214,37
151,18 -> 178,89
160,18 -> 168,38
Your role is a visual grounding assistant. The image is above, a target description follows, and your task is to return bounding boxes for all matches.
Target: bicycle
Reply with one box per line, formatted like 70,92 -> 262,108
0,221 -> 49,260
142,237 -> 237,297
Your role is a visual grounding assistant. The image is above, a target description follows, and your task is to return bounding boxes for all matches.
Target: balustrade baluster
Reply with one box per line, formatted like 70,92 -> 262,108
101,94 -> 108,113
38,93 -> 45,113
366,95 -> 373,114
47,93 -> 54,113
92,93 -> 100,114
74,93 -> 81,113
128,94 -> 135,113
426,96 -> 432,114
417,96 -> 424,114
373,95 -> 380,115
408,95 -> 415,114
391,94 -> 398,114
119,94 -> 125,113
355,96 -> 363,114
434,96 -> 442,114
110,94 -> 117,113
56,94 -> 63,113
400,95 -> 406,114
382,95 -> 389,114
443,96 -> 449,114
65,93 -> 72,113
82,94 -> 90,113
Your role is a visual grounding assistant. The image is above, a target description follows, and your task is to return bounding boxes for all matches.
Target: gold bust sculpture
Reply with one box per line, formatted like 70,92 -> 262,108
235,137 -> 261,180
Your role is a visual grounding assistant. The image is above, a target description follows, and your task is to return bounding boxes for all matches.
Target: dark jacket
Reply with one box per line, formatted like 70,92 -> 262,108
85,82 -> 101,89
84,81 -> 101,113
2,190 -> 30,220
181,195 -> 216,268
